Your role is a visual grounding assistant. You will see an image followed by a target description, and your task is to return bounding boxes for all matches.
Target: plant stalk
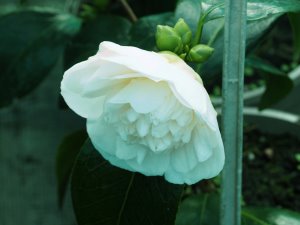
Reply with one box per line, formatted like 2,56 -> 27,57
220,0 -> 247,224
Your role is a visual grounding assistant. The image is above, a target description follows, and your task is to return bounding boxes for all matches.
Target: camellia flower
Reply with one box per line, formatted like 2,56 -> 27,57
61,41 -> 224,184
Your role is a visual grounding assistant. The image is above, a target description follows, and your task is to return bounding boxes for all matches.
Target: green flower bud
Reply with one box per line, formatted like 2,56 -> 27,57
156,25 -> 183,53
174,18 -> 192,46
187,44 -> 214,63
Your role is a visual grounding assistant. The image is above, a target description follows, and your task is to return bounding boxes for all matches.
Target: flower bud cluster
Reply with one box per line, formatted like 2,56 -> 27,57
155,18 -> 214,64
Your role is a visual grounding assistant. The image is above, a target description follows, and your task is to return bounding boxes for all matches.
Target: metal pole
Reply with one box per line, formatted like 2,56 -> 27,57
220,0 -> 247,224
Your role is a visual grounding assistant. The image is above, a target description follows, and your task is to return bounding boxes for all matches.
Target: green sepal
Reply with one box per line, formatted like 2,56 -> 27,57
187,44 -> 214,63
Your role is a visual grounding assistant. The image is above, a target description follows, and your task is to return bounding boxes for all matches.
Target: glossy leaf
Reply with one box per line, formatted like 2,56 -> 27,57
176,193 -> 300,225
71,139 -> 184,225
177,0 -> 300,22
56,129 -> 87,208
176,193 -> 220,225
129,12 -> 175,51
0,10 -> 81,107
242,207 -> 300,225
64,15 -> 131,69
174,0 -> 299,78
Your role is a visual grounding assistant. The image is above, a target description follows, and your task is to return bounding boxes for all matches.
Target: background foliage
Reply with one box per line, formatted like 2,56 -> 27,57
1,0 -> 300,225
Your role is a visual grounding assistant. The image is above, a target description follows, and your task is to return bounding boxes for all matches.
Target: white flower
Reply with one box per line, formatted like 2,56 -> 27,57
61,41 -> 224,184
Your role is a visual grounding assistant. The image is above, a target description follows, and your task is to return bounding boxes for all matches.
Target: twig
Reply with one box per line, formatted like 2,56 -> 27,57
119,0 -> 138,22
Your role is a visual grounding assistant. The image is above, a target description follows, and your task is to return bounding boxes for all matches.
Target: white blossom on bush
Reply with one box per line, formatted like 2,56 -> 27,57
61,41 -> 224,184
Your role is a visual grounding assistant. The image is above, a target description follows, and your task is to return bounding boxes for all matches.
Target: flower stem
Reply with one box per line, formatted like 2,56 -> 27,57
192,3 -> 225,46
119,0 -> 138,22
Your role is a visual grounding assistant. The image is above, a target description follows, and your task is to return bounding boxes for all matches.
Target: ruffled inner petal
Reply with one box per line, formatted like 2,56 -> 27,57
108,79 -> 169,114
170,143 -> 198,173
97,42 -> 218,132
126,150 -> 170,176
165,128 -> 224,184
193,125 -> 214,162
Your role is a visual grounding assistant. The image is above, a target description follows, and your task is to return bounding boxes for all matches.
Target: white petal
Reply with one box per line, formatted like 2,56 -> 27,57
193,126 -> 214,162
170,144 -> 198,173
168,120 -> 181,136
151,123 -> 169,138
108,79 -> 169,113
61,57 -> 106,119
87,116 -> 171,176
136,117 -> 150,137
86,117 -> 133,171
62,56 -> 100,92
164,169 -> 185,184
185,131 -> 224,183
165,128 -> 224,184
97,42 -> 218,130
87,118 -> 117,155
126,108 -> 139,122
136,148 -> 147,164
127,151 -> 170,176
181,129 -> 192,143
61,88 -> 105,119
115,138 -> 137,160
152,94 -> 177,122
176,110 -> 193,127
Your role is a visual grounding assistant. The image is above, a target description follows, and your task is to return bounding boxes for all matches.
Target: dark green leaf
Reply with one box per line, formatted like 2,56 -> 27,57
246,56 -> 286,76
129,12 -> 175,51
56,129 -> 87,208
259,72 -> 294,110
175,193 -> 220,225
0,10 -> 81,107
242,207 -> 300,225
71,139 -> 184,225
288,12 -> 300,63
246,56 -> 294,110
64,15 -> 131,69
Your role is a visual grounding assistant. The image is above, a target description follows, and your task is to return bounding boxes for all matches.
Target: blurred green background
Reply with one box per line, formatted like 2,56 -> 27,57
0,0 -> 300,225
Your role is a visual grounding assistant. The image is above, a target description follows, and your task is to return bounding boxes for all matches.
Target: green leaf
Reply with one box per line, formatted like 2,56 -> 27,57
246,56 -> 294,110
242,207 -> 300,225
175,193 -> 220,225
0,10 -> 81,107
64,15 -> 131,69
246,56 -> 286,76
288,12 -> 300,63
129,12 -> 175,51
177,0 -> 300,22
176,193 -> 300,225
246,0 -> 300,20
259,73 -> 294,110
0,3 -> 18,16
175,0 -> 300,78
71,139 -> 184,225
56,129 -> 87,208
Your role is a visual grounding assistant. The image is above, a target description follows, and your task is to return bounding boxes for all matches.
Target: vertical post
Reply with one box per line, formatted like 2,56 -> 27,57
221,0 -> 247,224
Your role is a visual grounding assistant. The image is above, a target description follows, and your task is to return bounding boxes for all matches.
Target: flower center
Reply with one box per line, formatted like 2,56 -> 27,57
103,93 -> 196,152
